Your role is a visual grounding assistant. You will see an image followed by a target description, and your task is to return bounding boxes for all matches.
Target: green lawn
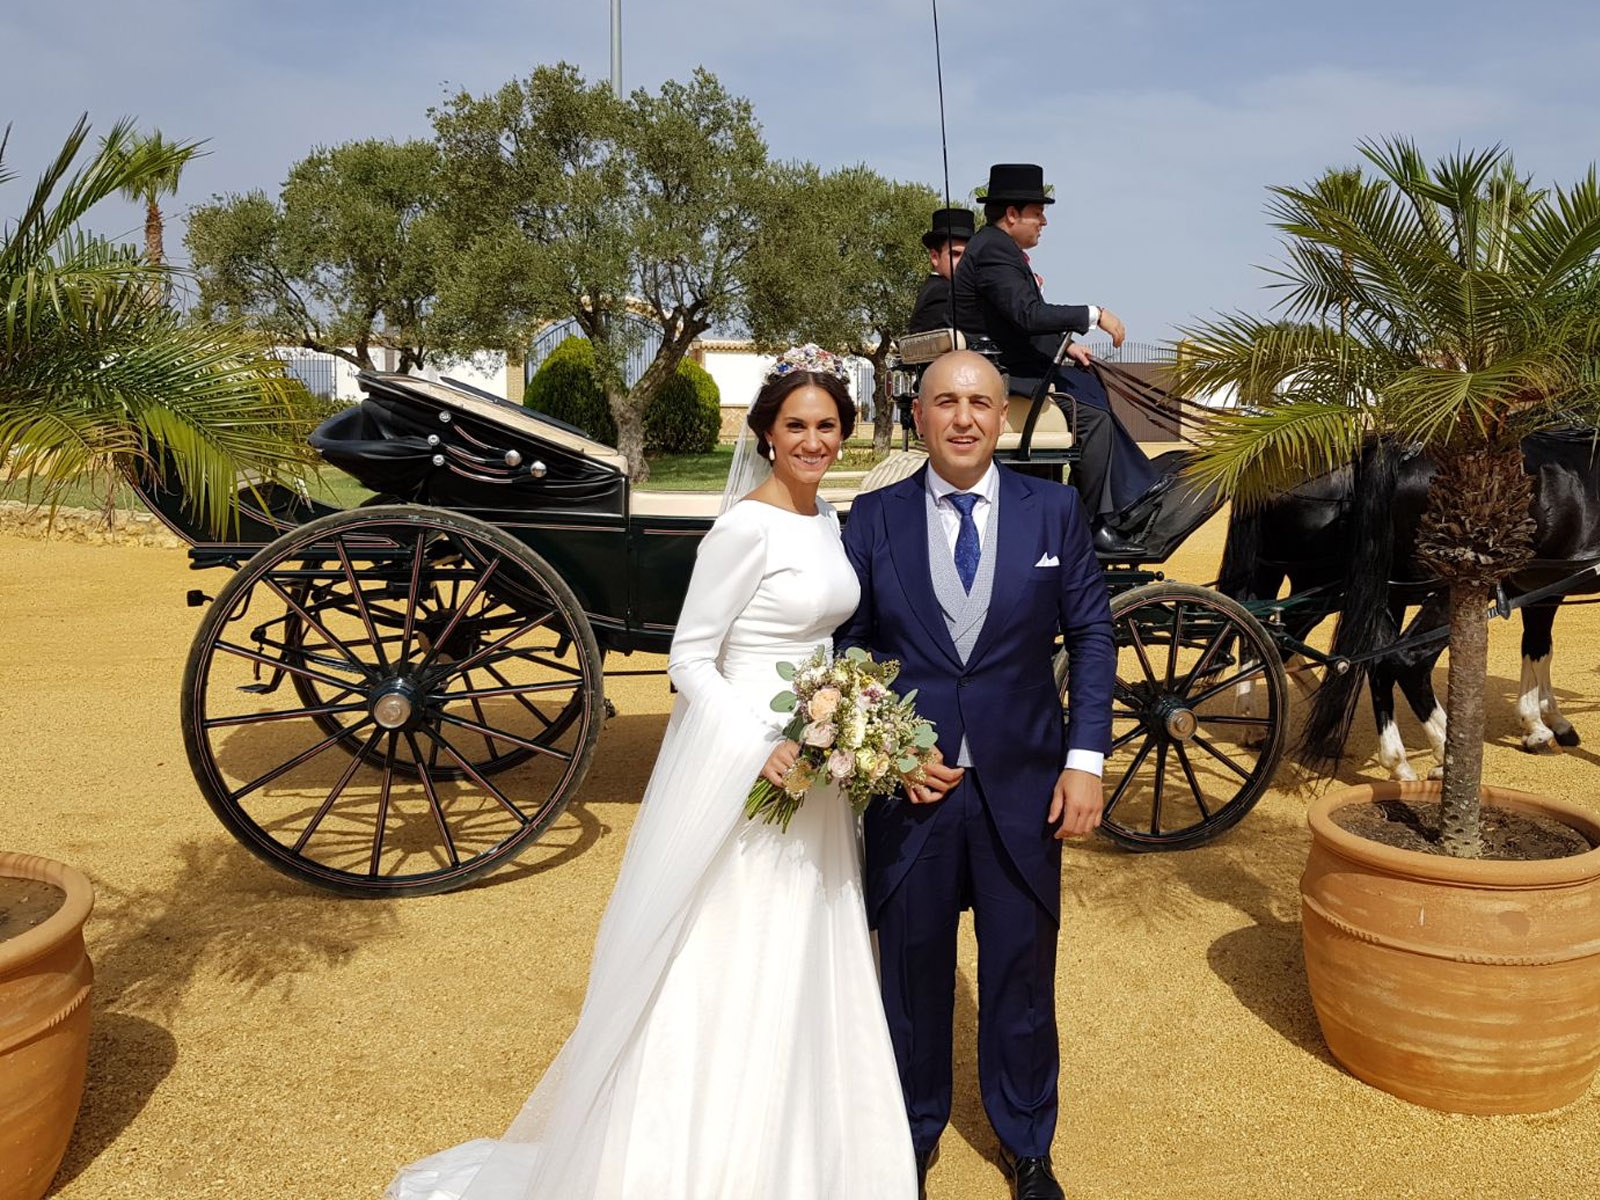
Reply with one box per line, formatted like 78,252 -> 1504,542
640,443 -> 882,492
0,470 -> 373,515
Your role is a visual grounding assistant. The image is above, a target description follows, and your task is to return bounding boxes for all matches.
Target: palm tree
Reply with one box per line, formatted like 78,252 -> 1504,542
2,116 -> 320,534
102,127 -> 202,272
1173,139 -> 1600,857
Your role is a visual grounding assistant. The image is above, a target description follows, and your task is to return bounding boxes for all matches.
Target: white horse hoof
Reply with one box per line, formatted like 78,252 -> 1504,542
1522,729 -> 1556,753
1391,762 -> 1420,783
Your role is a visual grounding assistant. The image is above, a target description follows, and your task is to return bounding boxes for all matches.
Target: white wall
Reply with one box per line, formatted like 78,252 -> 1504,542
272,347 -> 513,403
701,347 -> 874,418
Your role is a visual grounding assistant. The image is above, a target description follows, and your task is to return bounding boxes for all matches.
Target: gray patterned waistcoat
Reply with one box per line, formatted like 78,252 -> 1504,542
925,485 -> 1001,767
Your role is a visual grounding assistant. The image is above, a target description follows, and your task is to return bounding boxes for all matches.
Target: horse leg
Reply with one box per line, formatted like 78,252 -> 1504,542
1393,599 -> 1449,779
1520,600 -> 1577,749
1369,658 -> 1418,782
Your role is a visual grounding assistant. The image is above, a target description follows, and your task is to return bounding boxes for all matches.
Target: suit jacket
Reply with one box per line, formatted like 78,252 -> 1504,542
907,274 -> 955,333
952,224 -> 1092,377
836,464 -> 1115,921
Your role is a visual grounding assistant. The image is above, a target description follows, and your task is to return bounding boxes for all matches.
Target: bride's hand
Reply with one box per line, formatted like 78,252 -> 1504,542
903,747 -> 963,805
761,740 -> 802,787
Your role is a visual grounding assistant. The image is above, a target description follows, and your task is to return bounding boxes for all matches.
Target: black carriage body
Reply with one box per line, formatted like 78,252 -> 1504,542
311,374 -> 709,653
127,373 -> 709,655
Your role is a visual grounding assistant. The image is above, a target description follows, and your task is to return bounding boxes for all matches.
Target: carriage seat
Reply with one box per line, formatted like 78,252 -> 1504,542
1001,390 -> 1074,450
895,327 -> 967,365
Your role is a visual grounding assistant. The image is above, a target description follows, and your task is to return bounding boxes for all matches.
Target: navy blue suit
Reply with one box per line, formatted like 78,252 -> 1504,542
836,464 -> 1114,1157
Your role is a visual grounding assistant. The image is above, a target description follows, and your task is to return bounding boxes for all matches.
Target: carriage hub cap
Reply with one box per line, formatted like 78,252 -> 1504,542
371,684 -> 417,730
1161,703 -> 1198,742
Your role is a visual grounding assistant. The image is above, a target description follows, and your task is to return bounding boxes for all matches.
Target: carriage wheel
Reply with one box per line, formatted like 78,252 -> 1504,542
181,505 -> 605,896
1058,581 -> 1287,851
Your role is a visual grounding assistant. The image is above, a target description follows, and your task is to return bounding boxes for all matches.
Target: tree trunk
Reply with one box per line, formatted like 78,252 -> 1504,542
1439,582 -> 1487,857
145,199 -> 164,268
610,382 -> 649,484
870,348 -> 894,457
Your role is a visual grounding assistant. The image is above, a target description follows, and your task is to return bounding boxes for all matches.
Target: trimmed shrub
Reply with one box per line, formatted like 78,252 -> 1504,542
523,337 -> 722,454
523,337 -> 617,445
645,358 -> 721,454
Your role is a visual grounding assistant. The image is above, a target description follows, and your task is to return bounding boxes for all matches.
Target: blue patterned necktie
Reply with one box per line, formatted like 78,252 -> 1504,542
947,492 -> 981,592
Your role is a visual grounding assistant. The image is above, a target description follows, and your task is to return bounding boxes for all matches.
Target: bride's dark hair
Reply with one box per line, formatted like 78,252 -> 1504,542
747,371 -> 857,459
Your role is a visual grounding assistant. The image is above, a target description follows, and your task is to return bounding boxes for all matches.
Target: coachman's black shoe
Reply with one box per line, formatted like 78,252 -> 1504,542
1091,521 -> 1145,557
1001,1150 -> 1065,1200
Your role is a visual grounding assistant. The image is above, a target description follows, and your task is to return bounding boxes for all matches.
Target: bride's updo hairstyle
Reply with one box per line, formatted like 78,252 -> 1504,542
748,344 -> 857,459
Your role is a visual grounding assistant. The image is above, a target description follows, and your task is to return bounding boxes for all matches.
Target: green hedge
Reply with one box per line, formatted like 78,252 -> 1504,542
524,337 -> 721,454
523,337 -> 616,444
645,357 -> 721,454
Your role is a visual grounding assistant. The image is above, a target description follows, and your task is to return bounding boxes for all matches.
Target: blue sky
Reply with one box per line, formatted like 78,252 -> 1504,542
4,0 -> 1597,341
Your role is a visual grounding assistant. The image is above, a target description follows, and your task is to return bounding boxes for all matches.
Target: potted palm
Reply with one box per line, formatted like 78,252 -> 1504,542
1175,140 -> 1600,1113
0,118 -> 319,1197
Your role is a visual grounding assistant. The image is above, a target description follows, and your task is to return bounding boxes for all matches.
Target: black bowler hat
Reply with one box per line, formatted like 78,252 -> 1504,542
978,163 -> 1055,206
921,206 -> 976,249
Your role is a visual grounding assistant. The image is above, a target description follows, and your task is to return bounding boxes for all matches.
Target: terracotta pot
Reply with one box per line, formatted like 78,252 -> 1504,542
1302,782 -> 1600,1114
0,852 -> 95,1200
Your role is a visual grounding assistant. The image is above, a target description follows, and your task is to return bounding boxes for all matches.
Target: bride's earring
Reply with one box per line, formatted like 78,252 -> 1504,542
767,446 -> 776,461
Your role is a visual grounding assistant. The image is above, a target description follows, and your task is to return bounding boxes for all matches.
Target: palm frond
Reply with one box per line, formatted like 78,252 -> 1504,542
1187,400 -> 1368,508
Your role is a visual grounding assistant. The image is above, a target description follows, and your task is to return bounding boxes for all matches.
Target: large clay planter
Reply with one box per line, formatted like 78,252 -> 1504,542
1302,782 -> 1600,1114
0,853 -> 94,1200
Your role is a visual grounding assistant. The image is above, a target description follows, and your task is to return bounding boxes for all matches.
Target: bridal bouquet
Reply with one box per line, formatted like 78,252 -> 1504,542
744,645 -> 940,832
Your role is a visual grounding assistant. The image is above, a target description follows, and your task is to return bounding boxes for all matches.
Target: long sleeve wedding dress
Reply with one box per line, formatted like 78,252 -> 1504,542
387,499 -> 916,1200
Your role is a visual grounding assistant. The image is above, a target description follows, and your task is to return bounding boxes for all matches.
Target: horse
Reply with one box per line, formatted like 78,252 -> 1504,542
1217,433 -> 1600,780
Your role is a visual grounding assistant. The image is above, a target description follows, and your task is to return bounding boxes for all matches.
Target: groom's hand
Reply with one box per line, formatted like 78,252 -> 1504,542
1049,768 -> 1104,839
904,748 -> 963,805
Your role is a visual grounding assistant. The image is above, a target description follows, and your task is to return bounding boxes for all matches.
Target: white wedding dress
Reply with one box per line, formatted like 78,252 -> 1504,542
387,499 -> 917,1200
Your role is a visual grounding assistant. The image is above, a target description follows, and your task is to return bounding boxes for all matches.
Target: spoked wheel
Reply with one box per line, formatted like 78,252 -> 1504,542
1058,581 -> 1287,851
181,505 -> 605,896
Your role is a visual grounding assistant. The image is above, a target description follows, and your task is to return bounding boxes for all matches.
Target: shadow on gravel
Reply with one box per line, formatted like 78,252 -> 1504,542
50,1012 -> 177,1190
86,839 -> 402,1023
1068,810 -> 1338,1067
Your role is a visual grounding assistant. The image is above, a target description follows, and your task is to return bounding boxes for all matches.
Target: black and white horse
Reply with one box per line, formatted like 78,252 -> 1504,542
1218,435 -> 1600,780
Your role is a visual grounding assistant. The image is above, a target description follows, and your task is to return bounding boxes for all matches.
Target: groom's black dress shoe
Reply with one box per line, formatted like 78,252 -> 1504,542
915,1144 -> 940,1200
1091,520 -> 1146,557
1001,1150 -> 1065,1200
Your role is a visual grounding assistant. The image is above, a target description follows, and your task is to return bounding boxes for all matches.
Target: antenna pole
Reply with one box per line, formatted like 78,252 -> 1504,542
931,0 -> 955,330
610,0 -> 623,95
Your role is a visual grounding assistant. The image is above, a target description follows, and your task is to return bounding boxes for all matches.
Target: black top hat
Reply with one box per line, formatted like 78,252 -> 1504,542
978,163 -> 1055,206
921,206 -> 976,249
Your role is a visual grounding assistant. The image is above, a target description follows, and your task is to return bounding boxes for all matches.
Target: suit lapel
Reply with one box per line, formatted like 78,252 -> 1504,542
965,467 -> 1039,667
885,469 -> 963,669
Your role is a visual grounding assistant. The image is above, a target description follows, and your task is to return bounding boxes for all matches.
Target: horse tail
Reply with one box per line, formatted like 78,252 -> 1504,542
1217,504 -> 1266,600
1298,439 -> 1398,768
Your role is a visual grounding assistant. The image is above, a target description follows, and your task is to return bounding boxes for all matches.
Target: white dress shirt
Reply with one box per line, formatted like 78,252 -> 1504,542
925,464 -> 1104,778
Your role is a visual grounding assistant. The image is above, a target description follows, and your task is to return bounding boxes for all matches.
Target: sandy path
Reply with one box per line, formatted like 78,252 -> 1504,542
2,519 -> 1597,1200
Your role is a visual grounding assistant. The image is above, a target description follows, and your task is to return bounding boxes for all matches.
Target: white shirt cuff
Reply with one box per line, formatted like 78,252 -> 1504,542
1065,749 -> 1104,777
1086,304 -> 1101,332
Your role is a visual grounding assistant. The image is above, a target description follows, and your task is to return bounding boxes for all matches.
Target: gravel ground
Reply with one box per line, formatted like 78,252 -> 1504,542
3,517 -> 1598,1200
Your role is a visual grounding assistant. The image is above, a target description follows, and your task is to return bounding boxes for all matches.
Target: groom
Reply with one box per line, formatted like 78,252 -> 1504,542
837,350 -> 1115,1200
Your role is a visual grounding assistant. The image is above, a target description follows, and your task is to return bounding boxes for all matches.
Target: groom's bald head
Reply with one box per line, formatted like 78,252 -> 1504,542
914,351 -> 1008,490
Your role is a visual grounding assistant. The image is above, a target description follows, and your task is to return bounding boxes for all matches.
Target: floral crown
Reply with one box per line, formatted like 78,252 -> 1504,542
764,343 -> 852,387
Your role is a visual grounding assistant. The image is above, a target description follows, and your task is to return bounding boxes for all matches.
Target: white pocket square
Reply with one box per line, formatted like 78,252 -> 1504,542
1035,553 -> 1060,568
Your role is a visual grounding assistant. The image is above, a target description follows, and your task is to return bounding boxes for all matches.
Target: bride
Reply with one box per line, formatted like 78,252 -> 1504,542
387,346 -> 926,1199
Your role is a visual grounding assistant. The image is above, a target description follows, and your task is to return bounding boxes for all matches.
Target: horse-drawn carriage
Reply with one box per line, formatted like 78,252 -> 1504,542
134,354 -> 1299,897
